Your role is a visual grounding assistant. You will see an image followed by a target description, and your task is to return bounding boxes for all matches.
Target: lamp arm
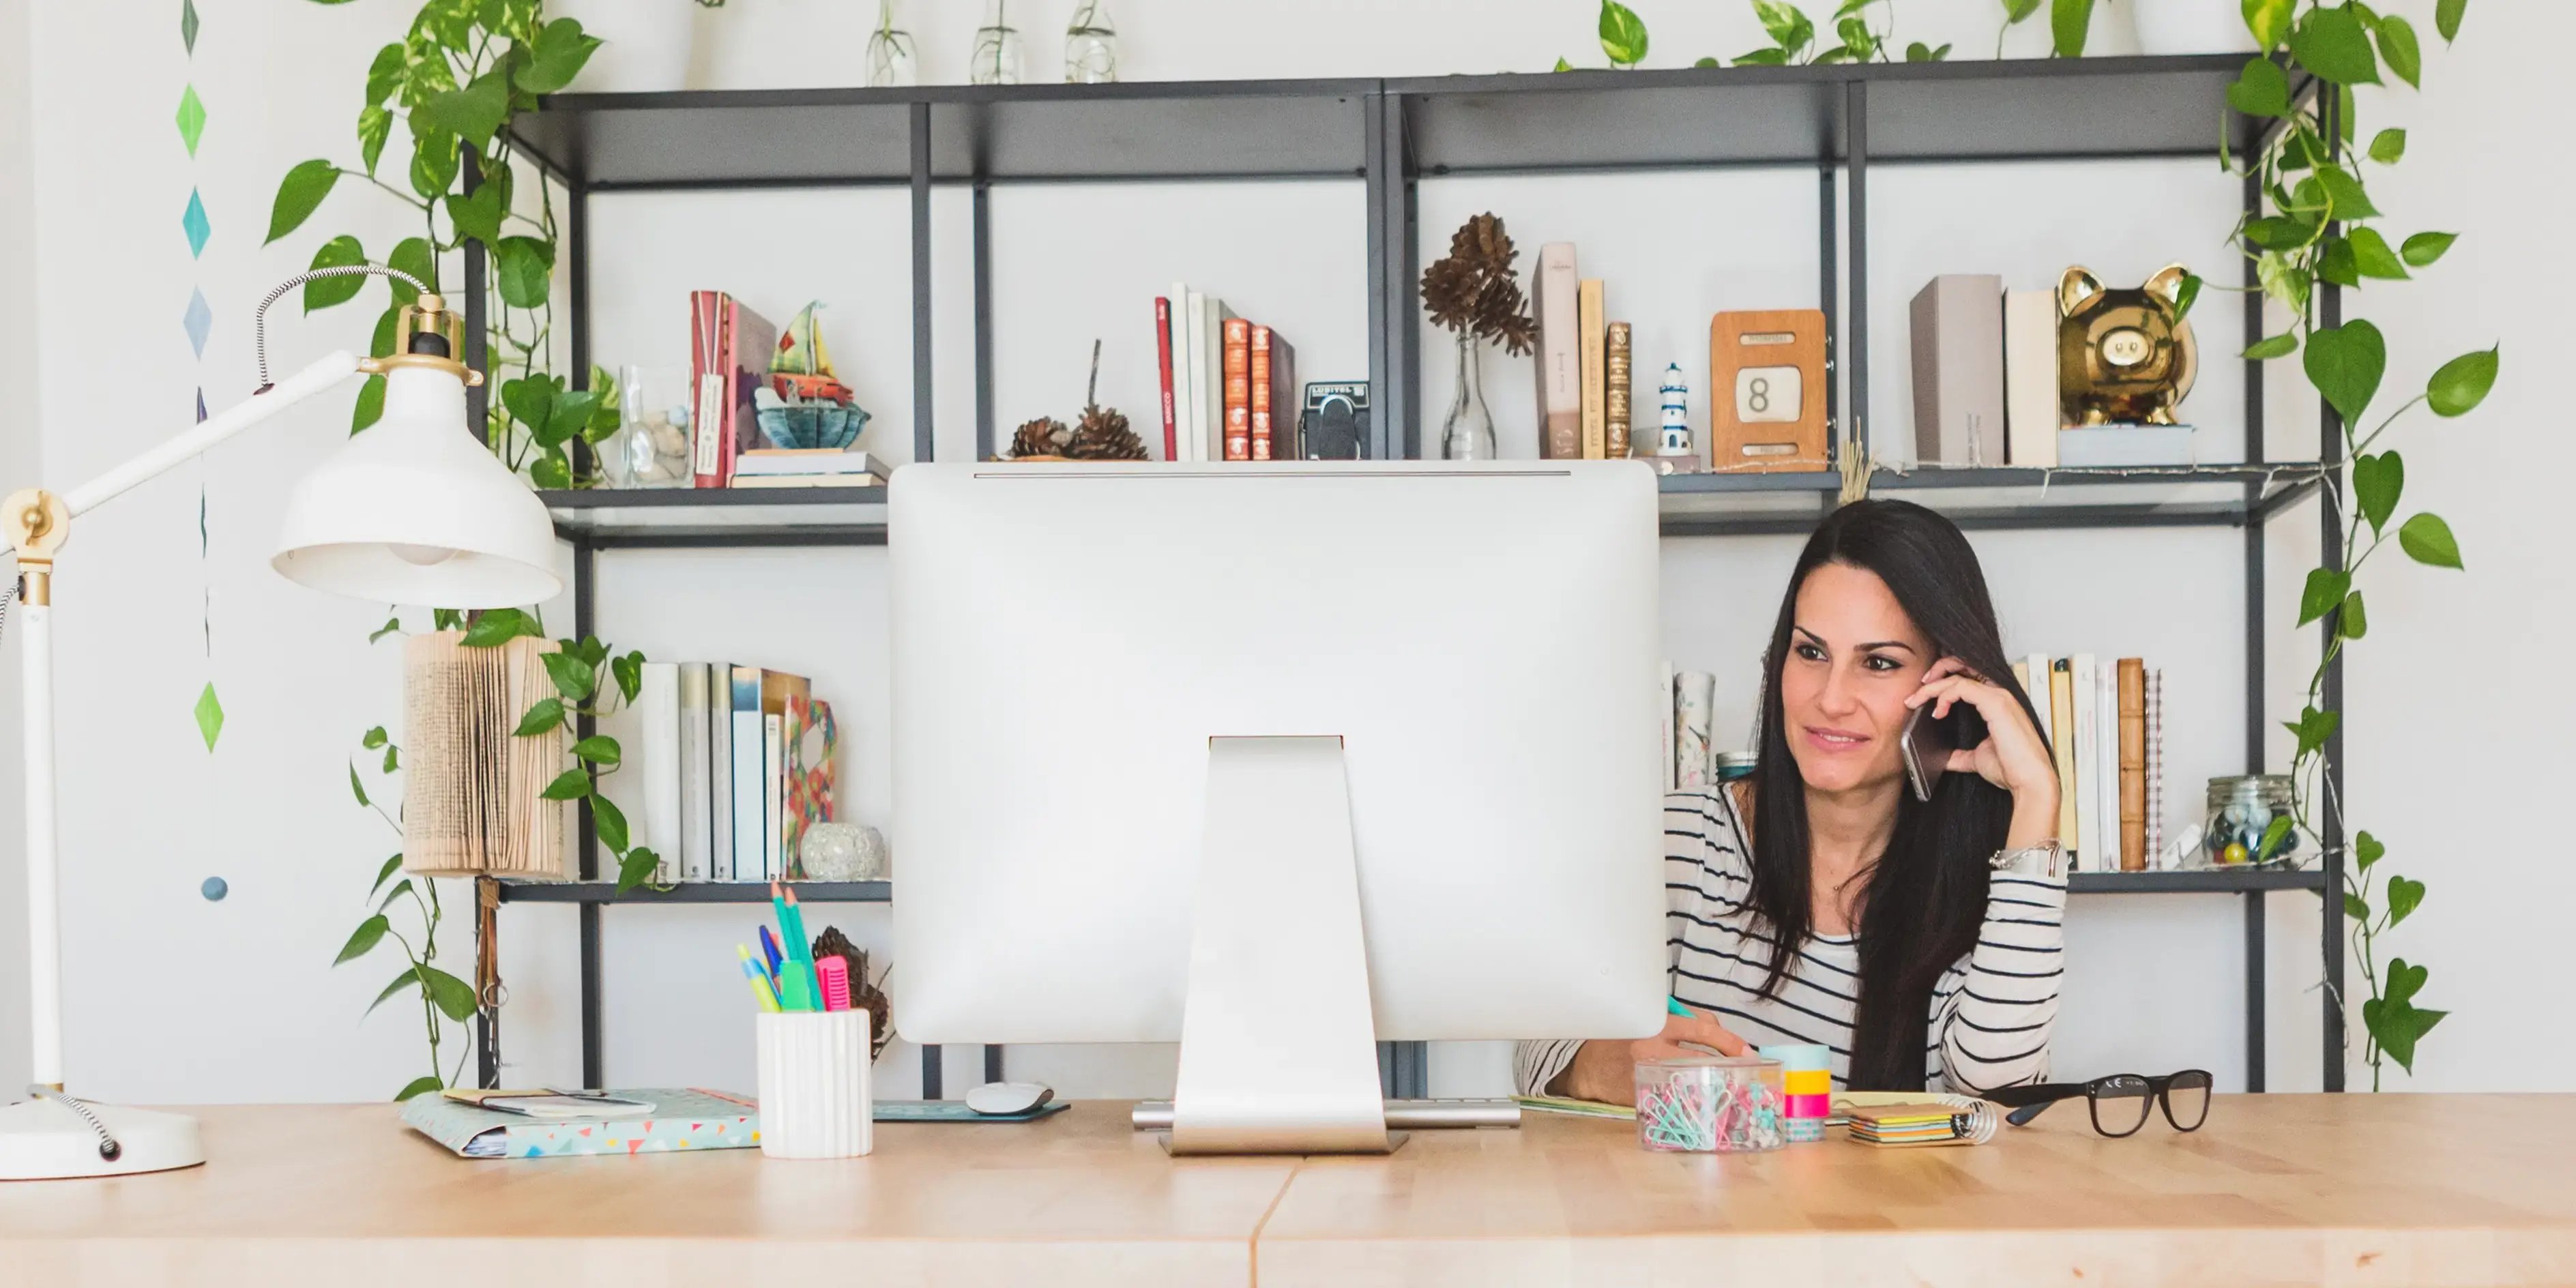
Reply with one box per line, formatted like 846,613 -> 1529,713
55,351 -> 360,521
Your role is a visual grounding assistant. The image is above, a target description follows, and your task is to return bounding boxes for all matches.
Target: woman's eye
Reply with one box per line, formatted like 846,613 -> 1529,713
1794,643 -> 1828,662
1863,654 -> 1901,672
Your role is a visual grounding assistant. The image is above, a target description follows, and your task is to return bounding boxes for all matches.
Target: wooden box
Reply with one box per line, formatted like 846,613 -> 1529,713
1708,309 -> 1831,473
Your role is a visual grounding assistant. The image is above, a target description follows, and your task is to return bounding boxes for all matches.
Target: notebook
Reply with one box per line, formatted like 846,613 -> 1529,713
403,1087 -> 757,1159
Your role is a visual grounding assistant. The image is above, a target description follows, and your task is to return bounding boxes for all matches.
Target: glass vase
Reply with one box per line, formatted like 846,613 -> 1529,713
1064,0 -> 1118,83
970,0 -> 1023,86
864,0 -> 918,87
1441,333 -> 1497,460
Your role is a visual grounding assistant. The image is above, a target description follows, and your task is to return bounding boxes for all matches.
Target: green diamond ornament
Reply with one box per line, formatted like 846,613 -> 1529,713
181,0 -> 199,55
176,85 -> 205,156
194,681 -> 224,752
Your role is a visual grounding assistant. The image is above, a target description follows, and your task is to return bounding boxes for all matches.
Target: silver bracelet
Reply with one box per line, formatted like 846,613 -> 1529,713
1989,841 -> 2068,879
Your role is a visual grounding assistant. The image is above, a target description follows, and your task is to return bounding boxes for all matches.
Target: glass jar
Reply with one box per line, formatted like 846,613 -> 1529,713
1440,333 -> 1497,460
604,363 -> 693,488
970,0 -> 1023,85
864,0 -> 918,87
2202,774 -> 2298,867
1634,1055 -> 1785,1153
1064,0 -> 1117,83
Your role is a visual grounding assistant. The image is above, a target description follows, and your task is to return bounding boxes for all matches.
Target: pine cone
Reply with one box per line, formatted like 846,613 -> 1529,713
1009,415 -> 1071,459
811,926 -> 894,1059
1420,212 -> 1534,357
1064,404 -> 1147,460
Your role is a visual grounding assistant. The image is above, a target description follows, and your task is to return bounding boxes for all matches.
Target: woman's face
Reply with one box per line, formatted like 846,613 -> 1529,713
1779,560 -> 1935,795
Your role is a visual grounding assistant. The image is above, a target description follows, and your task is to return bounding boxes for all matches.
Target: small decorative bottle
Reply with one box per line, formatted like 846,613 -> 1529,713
970,0 -> 1024,85
1659,362 -> 1692,456
1064,0 -> 1118,83
1440,333 -> 1497,460
864,0 -> 918,88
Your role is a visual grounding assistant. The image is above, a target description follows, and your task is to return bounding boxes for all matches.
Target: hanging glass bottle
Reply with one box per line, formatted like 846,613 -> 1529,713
1441,333 -> 1497,460
1064,0 -> 1118,83
864,0 -> 918,87
970,0 -> 1023,86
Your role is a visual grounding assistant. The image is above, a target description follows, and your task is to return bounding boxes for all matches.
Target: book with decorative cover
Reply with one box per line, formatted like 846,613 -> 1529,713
402,1088 -> 759,1160
1222,317 -> 1252,461
1250,324 -> 1297,461
782,695 -> 836,879
1578,278 -> 1606,459
1606,322 -> 1633,458
689,291 -> 779,488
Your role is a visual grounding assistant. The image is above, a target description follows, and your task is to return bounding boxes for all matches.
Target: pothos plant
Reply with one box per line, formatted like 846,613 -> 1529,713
2199,0 -> 2491,1088
1564,1 -> 1947,72
332,606 -> 659,1100
271,0 -> 619,488
1995,0 -> 2105,58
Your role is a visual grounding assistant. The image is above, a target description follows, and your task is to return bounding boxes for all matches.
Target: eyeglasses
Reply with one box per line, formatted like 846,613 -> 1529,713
1984,1070 -> 2212,1137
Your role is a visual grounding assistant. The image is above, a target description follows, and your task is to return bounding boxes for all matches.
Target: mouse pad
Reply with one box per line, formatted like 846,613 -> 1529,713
873,1099 -> 1070,1124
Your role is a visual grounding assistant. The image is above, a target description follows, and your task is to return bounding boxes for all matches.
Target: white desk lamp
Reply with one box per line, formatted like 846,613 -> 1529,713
0,267 -> 563,1179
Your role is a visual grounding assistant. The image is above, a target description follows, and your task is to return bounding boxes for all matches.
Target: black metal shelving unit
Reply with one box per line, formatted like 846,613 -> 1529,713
472,55 -> 2347,1099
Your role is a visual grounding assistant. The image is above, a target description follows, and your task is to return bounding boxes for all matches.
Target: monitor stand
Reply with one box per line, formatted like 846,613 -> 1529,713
1162,735 -> 1403,1156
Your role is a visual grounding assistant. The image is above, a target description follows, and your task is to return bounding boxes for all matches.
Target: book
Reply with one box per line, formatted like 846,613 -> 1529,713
2003,288 -> 2060,467
1845,1102 -> 1995,1147
1174,285 -> 1201,463
1532,243 -> 1580,460
2094,660 -> 2120,875
731,448 -> 892,480
639,662 -> 680,883
730,666 -> 765,879
1155,296 -> 1178,460
2049,659 -> 2079,856
728,475 -> 892,489
1606,322 -> 1633,458
1908,274 -> 2006,467
1203,298 -> 1234,462
785,697 -> 836,878
401,633 -> 565,880
1578,278 -> 1607,459
402,1087 -> 757,1160
763,712 -> 785,881
2023,653 -> 2054,751
677,662 -> 711,881
1222,316 -> 1252,461
2118,658 -> 2148,872
689,291 -> 779,488
2145,667 -> 2167,867
1250,324 -> 1297,461
707,663 -> 733,880
2070,654 -> 2099,871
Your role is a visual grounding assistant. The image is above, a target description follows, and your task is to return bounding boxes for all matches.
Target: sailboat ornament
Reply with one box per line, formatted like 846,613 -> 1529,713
754,301 -> 872,451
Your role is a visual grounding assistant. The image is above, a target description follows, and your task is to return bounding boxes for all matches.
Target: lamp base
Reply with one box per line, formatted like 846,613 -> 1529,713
0,1096 -> 205,1180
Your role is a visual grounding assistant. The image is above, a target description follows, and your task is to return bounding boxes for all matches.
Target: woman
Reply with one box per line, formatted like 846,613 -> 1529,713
1521,500 -> 2066,1100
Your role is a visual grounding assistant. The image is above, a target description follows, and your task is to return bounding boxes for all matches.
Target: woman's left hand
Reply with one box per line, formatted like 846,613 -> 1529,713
1907,658 -> 2060,822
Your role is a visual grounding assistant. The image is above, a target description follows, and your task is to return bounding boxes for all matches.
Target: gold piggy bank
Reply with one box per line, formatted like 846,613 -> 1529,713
2058,264 -> 2197,426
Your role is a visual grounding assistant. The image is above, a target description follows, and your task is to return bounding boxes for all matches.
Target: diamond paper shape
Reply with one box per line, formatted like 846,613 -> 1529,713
181,0 -> 198,55
194,681 -> 224,752
176,85 -> 205,156
181,189 -> 210,258
183,287 -> 211,358
196,388 -> 207,422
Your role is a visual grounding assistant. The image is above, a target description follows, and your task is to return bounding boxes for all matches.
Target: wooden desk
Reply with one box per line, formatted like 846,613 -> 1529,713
3,1096 -> 2570,1287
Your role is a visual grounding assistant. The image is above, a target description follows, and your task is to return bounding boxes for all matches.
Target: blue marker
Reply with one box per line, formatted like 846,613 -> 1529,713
1668,996 -> 1695,1019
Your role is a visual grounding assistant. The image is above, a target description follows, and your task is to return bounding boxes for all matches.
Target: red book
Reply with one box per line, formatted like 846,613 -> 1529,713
1250,325 -> 1297,461
689,290 -> 778,488
1222,317 -> 1252,461
1154,297 -> 1177,462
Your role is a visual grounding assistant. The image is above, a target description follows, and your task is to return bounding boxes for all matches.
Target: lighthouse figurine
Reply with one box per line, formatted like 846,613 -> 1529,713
1658,362 -> 1692,456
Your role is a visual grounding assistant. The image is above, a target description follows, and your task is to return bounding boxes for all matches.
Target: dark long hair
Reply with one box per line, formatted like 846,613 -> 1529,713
1744,500 -> 2044,1089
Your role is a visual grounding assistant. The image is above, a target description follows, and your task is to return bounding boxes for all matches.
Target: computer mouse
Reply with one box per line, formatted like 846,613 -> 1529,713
963,1081 -> 1054,1115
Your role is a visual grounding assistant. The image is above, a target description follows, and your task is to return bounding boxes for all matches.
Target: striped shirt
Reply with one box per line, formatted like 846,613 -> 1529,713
1516,783 -> 2064,1096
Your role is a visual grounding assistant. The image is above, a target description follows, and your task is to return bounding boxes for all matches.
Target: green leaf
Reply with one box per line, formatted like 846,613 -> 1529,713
433,609 -> 466,632
540,768 -> 591,801
1598,0 -> 1648,67
352,375 -> 385,435
1553,57 -> 1575,72
459,606 -> 538,647
2317,237 -> 2361,289
2354,451 -> 2403,535
349,763 -> 370,808
514,17 -> 602,95
574,635 -> 610,668
2368,127 -> 2406,165
2383,1006 -> 2446,1071
514,697 -> 565,737
383,744 -> 400,773
335,915 -> 390,965
572,735 -> 622,767
2386,875 -> 2425,926
530,451 -> 574,490
1733,47 -> 1790,65
2397,512 -> 2462,569
1753,0 -> 1806,46
2347,226 -> 2408,280
2339,589 -> 2367,640
2245,216 -> 2313,250
2343,892 -> 2369,921
394,1075 -> 444,1102
2384,956 -> 2428,1009
358,104 -> 394,175
377,878 -> 413,913
2050,0 -> 2093,56
587,366 -> 624,438
1690,55 -> 1719,68
495,235 -> 553,310
365,42 -> 407,106
265,159 -> 340,245
2173,274 -> 2203,323
415,69 -> 512,148
366,966 -> 420,1016
370,616 -> 402,644
363,725 -> 388,750
2243,332 -> 2300,361
388,236 -> 437,301
2356,830 -> 2386,870
2228,57 -> 2292,117
2375,13 -> 2420,87
1836,16 -> 1877,61
500,375 -> 555,433
409,127 -> 459,201
2304,320 -> 2386,424
446,181 -> 506,248
2243,0 -> 2294,49
611,651 -> 644,703
2436,0 -> 2465,42
2291,3 -> 2381,85
370,853 -> 405,898
2400,231 -> 2457,268
2315,165 -> 2379,219
2285,705 -> 2341,759
2255,815 -> 2294,862
418,965 -> 479,1023
2298,568 -> 2352,626
594,793 -> 630,853
617,848 -> 662,894
2427,347 -> 2498,417
538,390 -> 599,449
2005,0 -> 2043,22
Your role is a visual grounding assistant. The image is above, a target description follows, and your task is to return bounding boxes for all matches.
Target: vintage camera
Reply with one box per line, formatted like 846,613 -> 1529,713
1298,381 -> 1371,460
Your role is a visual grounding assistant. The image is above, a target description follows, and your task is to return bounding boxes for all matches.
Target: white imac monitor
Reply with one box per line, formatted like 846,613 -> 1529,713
890,461 -> 1666,1152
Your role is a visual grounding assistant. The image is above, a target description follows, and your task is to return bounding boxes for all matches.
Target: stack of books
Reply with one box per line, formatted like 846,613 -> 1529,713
629,663 -> 837,883
2007,654 -> 2163,873
730,448 -> 893,489
1529,243 -> 1637,460
1156,287 -> 1297,462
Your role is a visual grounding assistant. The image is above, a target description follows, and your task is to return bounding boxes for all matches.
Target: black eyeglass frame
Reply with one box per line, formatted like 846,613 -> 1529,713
1984,1070 -> 2213,1137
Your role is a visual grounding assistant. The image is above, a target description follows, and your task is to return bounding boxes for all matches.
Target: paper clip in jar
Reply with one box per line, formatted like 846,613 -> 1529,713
1634,1055 -> 1785,1154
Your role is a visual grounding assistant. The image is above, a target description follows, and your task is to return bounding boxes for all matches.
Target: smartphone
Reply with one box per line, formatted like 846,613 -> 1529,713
1899,702 -> 1987,802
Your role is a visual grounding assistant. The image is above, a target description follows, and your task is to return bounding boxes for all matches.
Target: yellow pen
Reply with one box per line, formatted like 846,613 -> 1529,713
737,944 -> 782,1013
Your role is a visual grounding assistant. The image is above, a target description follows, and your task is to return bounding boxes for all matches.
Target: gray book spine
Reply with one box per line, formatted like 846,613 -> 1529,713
1910,274 -> 2006,467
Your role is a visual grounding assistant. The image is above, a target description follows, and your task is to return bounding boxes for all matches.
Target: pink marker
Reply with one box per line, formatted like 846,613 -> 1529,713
814,956 -> 852,1012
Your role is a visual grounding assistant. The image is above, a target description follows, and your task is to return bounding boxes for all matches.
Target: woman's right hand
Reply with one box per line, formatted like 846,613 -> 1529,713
1551,1006 -> 1749,1105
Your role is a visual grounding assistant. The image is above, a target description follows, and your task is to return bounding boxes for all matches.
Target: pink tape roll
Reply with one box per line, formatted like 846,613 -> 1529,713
1783,1092 -> 1832,1119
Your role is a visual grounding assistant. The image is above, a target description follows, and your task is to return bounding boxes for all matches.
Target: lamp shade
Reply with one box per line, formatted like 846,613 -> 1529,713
272,365 -> 563,606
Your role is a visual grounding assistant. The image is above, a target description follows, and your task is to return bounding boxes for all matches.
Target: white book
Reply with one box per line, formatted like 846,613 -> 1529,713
1204,298 -> 1234,463
706,663 -> 733,881
763,713 -> 786,881
2070,654 -> 2100,872
2094,662 -> 2121,873
2003,288 -> 2060,468
730,450 -> 894,479
676,663 -> 712,881
2023,654 -> 2054,750
1174,284 -> 1200,463
638,662 -> 681,884
731,666 -> 765,881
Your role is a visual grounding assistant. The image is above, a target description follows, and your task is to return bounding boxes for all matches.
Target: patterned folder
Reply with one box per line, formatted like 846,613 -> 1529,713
402,1088 -> 759,1159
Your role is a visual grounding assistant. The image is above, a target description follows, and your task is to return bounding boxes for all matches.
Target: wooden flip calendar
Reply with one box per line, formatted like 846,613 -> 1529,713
1708,310 -> 1830,473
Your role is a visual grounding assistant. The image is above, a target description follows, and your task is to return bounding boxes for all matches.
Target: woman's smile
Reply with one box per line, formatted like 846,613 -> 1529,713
1801,724 -> 1874,755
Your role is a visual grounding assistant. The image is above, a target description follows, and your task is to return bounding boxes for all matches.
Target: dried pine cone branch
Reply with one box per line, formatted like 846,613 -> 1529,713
1419,212 -> 1535,357
1009,415 -> 1071,458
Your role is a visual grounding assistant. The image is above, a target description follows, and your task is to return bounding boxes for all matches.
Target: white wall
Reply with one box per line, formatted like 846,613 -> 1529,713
0,0 -> 32,1096
3,0 -> 2547,1104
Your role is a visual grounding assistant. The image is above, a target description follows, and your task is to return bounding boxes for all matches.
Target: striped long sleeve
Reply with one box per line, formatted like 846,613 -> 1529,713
1930,869 -> 2067,1094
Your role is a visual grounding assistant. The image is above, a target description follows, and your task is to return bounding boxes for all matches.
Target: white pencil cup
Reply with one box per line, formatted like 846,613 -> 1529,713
755,1009 -> 874,1159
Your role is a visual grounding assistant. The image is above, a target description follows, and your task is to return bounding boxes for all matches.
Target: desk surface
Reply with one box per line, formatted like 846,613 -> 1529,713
4,1095 -> 2571,1288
